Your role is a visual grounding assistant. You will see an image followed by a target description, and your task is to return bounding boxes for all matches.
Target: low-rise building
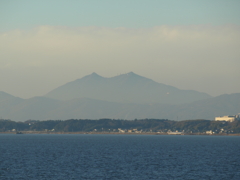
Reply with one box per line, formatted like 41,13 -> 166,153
167,130 -> 183,135
215,115 -> 239,122
118,128 -> 125,133
206,130 -> 213,134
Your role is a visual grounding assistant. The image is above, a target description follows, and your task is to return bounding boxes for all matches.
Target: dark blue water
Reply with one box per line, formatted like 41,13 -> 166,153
0,134 -> 240,180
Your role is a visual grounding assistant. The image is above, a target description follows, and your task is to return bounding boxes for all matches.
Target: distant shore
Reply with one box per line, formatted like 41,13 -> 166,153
1,131 -> 240,136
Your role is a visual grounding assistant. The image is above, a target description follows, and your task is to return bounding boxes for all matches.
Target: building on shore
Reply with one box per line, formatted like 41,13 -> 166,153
215,115 -> 240,122
167,130 -> 183,135
206,130 -> 214,134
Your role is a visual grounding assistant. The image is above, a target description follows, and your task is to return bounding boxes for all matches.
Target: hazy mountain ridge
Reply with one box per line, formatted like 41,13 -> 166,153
1,73 -> 238,121
45,72 -> 211,104
0,91 -> 25,118
0,91 -> 23,102
0,91 -> 239,121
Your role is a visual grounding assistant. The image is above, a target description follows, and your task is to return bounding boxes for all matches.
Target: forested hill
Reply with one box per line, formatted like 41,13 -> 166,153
1,119 -> 240,134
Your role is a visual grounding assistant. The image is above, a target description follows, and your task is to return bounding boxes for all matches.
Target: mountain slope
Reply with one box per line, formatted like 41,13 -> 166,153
2,93 -> 239,121
0,91 -> 24,119
174,93 -> 240,120
0,91 -> 23,102
45,72 -> 211,104
10,96 -> 61,120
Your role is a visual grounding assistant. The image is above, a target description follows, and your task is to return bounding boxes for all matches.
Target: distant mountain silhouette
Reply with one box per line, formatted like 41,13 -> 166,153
0,91 -> 22,102
1,91 -> 239,121
175,93 -> 240,120
45,72 -> 211,104
0,91 -> 24,119
1,73 -> 238,121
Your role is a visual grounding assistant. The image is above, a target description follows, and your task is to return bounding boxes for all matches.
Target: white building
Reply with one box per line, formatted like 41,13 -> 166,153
215,115 -> 239,122
167,130 -> 183,135
206,130 -> 213,134
118,128 -> 125,133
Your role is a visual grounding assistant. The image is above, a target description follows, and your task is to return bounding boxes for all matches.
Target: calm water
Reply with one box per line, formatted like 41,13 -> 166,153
0,134 -> 240,180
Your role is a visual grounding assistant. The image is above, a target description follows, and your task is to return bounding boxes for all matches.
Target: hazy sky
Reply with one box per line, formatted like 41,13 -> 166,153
1,0 -> 240,98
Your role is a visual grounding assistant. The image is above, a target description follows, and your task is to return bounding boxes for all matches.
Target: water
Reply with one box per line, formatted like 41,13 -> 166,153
0,134 -> 240,180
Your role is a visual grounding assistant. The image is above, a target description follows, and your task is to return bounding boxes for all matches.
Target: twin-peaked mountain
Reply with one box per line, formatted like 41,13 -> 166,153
45,72 -> 211,104
1,72 -> 239,121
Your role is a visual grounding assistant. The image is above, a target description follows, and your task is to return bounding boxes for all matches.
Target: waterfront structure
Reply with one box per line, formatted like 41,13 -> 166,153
118,128 -> 125,133
215,115 -> 239,122
206,130 -> 213,134
167,130 -> 183,135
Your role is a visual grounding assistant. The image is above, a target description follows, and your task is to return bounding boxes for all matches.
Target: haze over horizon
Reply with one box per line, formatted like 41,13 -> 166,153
1,0 -> 240,98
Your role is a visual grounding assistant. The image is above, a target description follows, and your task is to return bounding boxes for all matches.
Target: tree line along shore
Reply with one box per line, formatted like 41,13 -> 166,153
1,118 -> 240,135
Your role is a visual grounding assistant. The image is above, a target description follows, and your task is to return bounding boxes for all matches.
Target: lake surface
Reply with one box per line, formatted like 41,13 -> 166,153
0,134 -> 240,180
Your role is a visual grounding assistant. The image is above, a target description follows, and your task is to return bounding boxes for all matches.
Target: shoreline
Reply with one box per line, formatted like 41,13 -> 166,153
1,131 -> 240,136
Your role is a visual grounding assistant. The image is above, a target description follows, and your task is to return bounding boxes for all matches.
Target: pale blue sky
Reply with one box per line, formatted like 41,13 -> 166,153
0,0 -> 240,98
1,0 -> 240,31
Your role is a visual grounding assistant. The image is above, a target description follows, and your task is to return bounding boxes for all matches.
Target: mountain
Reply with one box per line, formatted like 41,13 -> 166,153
175,93 -> 240,120
1,92 -> 239,121
0,91 -> 24,119
8,96 -> 61,121
45,72 -> 211,104
0,91 -> 23,102
1,73 -> 238,121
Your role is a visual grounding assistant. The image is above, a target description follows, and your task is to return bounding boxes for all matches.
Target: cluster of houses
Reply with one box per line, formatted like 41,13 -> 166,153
117,115 -> 240,135
118,128 -> 143,133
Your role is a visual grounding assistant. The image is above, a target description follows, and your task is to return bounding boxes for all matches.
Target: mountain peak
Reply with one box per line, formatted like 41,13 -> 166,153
81,72 -> 103,79
120,72 -> 148,80
90,72 -> 101,77
126,72 -> 136,75
113,72 -> 142,78
45,72 -> 211,104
